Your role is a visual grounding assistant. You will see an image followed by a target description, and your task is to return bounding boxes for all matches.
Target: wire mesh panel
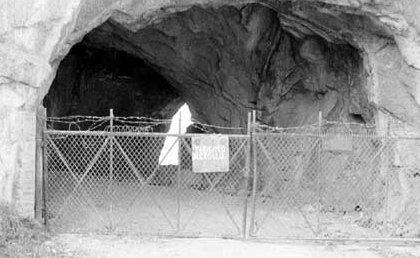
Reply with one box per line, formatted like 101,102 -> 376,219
250,131 -> 420,240
249,133 -> 321,239
44,132 -> 111,232
42,115 -> 419,241
44,131 -> 250,238
176,135 -> 250,238
318,134 -> 389,239
384,137 -> 420,238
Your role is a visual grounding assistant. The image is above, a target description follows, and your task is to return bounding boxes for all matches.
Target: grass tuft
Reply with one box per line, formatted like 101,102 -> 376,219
0,202 -> 49,257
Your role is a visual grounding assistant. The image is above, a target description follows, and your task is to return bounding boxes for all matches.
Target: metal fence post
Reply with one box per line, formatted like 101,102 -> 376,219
176,109 -> 182,233
35,106 -> 46,222
316,111 -> 322,235
249,110 -> 258,237
242,112 -> 252,239
42,112 -> 49,227
109,109 -> 114,213
42,131 -> 51,229
384,119 -> 391,235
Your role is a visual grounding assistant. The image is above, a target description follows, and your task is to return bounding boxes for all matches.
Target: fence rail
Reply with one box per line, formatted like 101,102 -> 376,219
42,113 -> 420,242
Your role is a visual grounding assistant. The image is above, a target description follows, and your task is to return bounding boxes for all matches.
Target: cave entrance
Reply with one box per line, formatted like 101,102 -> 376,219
38,1 -> 389,239
44,2 -> 375,133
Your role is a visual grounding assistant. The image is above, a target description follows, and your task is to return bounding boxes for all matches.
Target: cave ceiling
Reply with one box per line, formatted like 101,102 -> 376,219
51,2 -> 391,128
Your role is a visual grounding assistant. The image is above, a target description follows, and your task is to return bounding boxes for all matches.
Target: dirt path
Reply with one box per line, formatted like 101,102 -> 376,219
40,234 -> 420,258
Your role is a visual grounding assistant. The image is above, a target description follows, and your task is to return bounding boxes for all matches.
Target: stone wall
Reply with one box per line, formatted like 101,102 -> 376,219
0,108 -> 36,216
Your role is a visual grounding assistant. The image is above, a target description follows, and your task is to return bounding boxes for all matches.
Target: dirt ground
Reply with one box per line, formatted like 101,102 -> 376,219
49,183 -> 410,239
38,234 -> 420,258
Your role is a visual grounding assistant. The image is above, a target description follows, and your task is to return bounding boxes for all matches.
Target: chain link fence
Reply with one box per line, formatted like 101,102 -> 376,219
42,115 -> 420,241
250,122 -> 420,240
44,130 -> 250,238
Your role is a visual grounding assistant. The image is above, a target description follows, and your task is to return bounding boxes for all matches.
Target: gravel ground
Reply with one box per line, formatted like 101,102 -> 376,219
48,184 -> 401,239
40,234 -> 420,258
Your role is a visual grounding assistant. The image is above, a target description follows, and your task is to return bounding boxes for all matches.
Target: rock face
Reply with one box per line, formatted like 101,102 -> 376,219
0,0 -> 419,222
82,4 -> 371,129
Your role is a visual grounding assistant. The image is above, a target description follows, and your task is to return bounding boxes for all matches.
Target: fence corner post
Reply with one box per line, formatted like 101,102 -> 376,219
248,110 -> 258,238
35,106 -> 46,222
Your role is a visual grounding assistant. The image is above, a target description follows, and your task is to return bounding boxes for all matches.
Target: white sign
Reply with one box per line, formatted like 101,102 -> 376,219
192,135 -> 229,173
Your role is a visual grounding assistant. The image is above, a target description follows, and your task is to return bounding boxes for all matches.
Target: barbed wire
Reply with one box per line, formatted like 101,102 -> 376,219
86,118 -> 111,131
46,116 -> 171,124
189,123 -> 216,134
42,114 -> 419,137
44,115 -> 245,134
255,122 -> 319,133
190,119 -> 244,131
46,115 -> 103,120
113,118 -> 170,126
104,125 -> 154,133
45,115 -> 171,131
114,116 -> 172,123
254,119 -> 388,136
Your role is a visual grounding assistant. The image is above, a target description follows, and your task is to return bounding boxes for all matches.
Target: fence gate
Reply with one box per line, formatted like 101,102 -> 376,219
249,132 -> 322,239
41,114 -> 420,242
43,130 -> 250,238
249,130 -> 420,241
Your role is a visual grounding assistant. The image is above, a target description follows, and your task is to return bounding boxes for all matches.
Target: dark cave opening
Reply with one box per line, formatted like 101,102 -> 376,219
43,2 -> 377,133
43,42 -> 184,131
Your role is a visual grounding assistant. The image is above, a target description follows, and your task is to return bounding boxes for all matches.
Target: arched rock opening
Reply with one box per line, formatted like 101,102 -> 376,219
45,3 -> 374,131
